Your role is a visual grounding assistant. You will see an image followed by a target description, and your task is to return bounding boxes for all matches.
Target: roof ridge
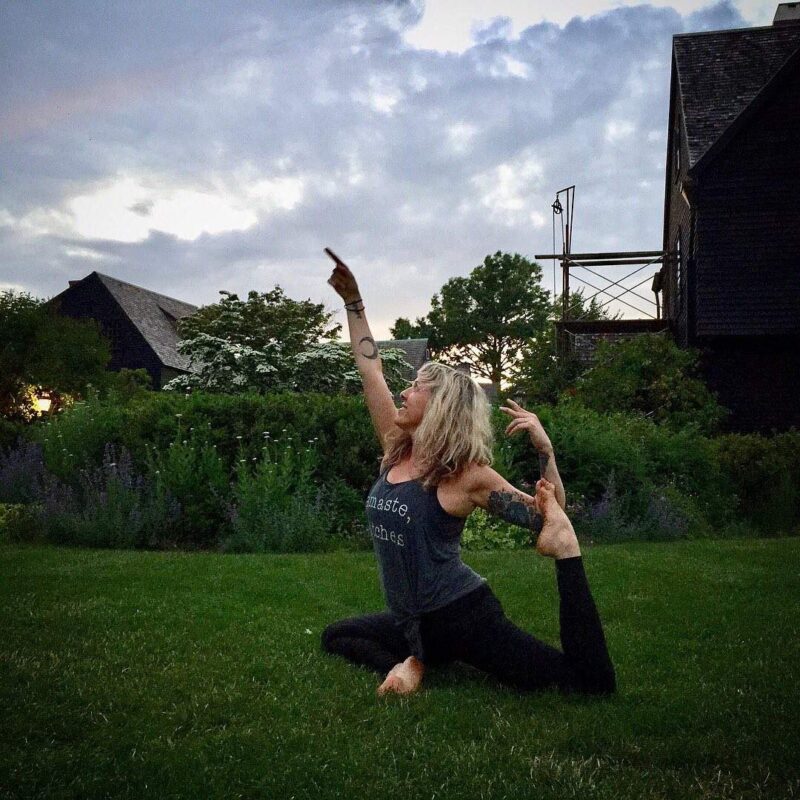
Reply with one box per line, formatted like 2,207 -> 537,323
673,23 -> 778,40
377,337 -> 429,343
93,271 -> 198,309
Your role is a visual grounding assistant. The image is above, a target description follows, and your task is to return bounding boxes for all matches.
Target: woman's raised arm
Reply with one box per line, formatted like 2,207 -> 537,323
326,249 -> 399,452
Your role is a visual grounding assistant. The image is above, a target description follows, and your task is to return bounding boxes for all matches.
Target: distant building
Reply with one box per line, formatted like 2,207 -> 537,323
48,272 -> 197,390
376,338 -> 430,382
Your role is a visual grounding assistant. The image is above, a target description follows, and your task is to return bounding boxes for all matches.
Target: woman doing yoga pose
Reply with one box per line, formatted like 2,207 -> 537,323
322,251 -> 615,697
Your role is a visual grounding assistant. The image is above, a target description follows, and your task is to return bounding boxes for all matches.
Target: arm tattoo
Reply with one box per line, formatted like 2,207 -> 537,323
347,307 -> 363,319
487,490 -> 543,533
538,451 -> 550,478
358,336 -> 379,360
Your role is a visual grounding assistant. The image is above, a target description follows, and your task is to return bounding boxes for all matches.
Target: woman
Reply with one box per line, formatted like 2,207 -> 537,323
322,252 -> 615,697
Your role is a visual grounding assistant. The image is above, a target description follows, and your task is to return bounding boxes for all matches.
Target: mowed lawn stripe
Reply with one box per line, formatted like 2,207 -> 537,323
1,539 -> 799,800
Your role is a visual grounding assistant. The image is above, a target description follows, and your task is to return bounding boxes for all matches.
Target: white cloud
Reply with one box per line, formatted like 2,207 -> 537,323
353,76 -> 405,115
471,150 -> 545,224
404,0 -> 764,53
4,171 -> 307,245
247,177 -> 305,212
485,53 -> 531,79
66,177 -> 259,242
605,119 -> 636,143
1,1 -> 751,330
447,122 -> 478,154
63,246 -> 118,261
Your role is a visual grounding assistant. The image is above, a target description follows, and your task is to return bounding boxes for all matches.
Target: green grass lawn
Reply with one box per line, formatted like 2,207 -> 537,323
2,539 -> 799,800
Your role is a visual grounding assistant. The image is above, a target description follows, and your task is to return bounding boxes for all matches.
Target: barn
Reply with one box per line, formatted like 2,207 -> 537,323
48,272 -> 198,390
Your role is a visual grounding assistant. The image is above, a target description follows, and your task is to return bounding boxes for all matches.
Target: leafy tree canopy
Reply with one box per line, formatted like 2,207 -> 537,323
0,290 -> 111,420
389,316 -> 435,342
167,287 -> 410,395
178,287 -> 341,357
392,252 -> 551,387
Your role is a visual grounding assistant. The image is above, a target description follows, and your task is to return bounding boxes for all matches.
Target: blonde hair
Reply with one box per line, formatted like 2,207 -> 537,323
382,361 -> 494,488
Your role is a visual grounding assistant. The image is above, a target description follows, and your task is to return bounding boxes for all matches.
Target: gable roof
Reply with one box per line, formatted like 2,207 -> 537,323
74,272 -> 198,372
376,338 -> 429,374
673,23 -> 800,170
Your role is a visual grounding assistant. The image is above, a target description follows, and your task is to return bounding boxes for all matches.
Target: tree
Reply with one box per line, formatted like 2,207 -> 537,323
0,290 -> 111,421
392,252 -> 551,388
164,287 -> 411,395
389,316 -> 437,346
510,290 -> 617,404
574,333 -> 727,432
179,287 -> 340,364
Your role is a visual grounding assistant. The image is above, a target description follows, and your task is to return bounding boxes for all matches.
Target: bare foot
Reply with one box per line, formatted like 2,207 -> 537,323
377,656 -> 425,696
534,479 -> 581,560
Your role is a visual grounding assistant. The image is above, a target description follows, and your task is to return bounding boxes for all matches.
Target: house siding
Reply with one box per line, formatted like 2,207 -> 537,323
662,38 -> 800,431
700,335 -> 800,432
693,67 -> 800,337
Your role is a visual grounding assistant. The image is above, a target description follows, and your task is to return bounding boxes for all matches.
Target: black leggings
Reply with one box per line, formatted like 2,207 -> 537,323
321,557 -> 615,694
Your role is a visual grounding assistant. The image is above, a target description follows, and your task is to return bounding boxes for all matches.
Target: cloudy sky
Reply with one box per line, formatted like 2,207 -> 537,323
0,0 -> 773,337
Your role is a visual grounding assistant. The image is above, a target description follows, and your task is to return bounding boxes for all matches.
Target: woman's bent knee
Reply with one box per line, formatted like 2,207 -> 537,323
320,622 -> 341,654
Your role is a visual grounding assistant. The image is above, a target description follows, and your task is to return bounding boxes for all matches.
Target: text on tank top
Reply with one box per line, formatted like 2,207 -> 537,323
365,466 -> 485,622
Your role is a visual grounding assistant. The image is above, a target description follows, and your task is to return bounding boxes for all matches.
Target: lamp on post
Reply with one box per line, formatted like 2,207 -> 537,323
34,390 -> 52,414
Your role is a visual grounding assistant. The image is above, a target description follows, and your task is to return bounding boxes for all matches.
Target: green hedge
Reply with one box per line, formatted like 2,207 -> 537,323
30,391 -> 381,495
3,392 -> 796,550
713,430 -> 800,535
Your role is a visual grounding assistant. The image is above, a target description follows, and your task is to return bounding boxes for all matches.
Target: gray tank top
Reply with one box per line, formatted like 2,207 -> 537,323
365,466 -> 486,633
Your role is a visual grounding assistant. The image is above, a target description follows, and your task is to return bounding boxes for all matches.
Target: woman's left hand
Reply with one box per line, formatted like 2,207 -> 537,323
499,399 -> 553,454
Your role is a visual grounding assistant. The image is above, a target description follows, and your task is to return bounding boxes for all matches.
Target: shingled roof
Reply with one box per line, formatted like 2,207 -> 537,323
92,272 -> 198,372
674,23 -> 800,170
376,338 -> 429,376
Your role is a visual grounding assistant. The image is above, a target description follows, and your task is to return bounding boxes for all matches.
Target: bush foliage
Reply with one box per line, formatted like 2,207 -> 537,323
1,390 -> 797,551
572,333 -> 728,433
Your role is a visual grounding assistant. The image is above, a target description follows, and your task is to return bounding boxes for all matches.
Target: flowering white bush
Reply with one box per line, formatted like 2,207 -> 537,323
164,334 -> 285,393
292,341 -> 410,394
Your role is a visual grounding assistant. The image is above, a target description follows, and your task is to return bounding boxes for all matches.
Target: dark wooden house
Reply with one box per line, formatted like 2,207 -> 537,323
661,6 -> 800,431
49,272 -> 198,390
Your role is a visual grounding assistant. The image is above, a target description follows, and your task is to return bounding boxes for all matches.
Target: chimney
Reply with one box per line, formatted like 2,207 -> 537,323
68,280 -> 80,287
774,2 -> 800,24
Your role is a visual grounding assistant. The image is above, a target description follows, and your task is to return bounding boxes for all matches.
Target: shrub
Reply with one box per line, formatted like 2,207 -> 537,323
0,418 -> 25,453
145,426 -> 230,549
461,509 -> 529,550
713,430 -> 800,535
11,386 -> 797,551
38,445 -> 181,550
0,439 -> 46,504
573,333 -> 728,433
32,402 -> 129,483
0,502 -> 39,543
224,438 -> 329,553
32,391 -> 382,498
495,401 -> 735,540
